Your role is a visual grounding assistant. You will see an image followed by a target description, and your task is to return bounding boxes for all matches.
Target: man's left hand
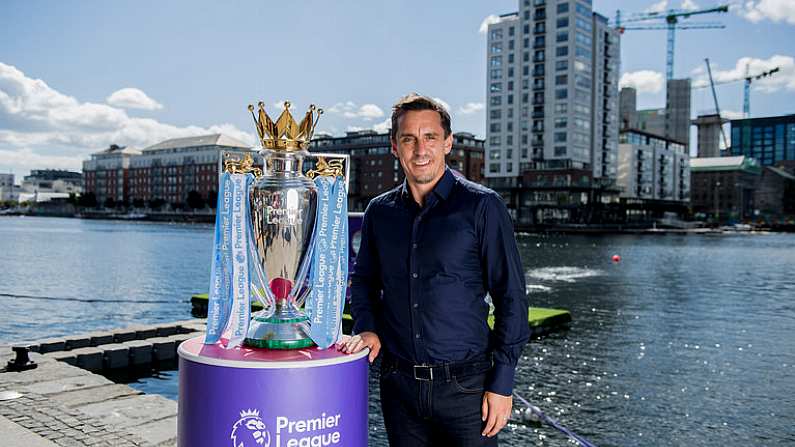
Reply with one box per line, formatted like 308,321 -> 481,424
481,391 -> 512,437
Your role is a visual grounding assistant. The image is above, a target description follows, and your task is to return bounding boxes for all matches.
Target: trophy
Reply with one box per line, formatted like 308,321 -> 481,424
205,101 -> 348,350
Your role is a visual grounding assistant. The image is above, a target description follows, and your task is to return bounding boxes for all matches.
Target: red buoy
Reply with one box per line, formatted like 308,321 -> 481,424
612,255 -> 621,263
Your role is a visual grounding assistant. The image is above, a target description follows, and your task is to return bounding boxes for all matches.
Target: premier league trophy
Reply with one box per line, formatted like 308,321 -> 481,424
177,101 -> 367,446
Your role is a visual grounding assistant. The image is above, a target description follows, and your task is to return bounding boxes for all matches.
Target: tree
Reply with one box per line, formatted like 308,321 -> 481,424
149,198 -> 166,210
132,198 -> 145,209
186,190 -> 204,210
77,192 -> 97,208
104,197 -> 116,209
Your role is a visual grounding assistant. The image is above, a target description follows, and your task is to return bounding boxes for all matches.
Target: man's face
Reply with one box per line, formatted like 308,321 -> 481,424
391,109 -> 453,187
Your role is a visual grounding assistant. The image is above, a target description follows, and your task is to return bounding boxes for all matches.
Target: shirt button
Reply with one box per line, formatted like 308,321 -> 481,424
412,243 -> 417,249
413,303 -> 418,308
415,333 -> 420,339
412,273 -> 418,279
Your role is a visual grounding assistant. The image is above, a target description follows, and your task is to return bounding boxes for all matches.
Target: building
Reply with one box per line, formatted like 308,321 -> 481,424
82,134 -> 250,208
692,113 -> 728,158
485,0 -> 620,224
665,78 -> 691,148
617,129 -> 689,202
619,87 -> 637,130
622,79 -> 691,149
729,114 -> 795,166
690,156 -> 760,221
311,130 -> 485,211
0,173 -> 16,202
83,144 -> 141,206
21,169 -> 83,194
755,166 -> 795,221
127,134 -> 249,208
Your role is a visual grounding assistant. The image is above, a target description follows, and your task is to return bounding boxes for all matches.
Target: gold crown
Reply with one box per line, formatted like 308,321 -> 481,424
248,101 -> 323,151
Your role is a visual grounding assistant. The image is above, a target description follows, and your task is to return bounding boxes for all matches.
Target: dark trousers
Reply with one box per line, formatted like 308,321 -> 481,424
379,356 -> 499,447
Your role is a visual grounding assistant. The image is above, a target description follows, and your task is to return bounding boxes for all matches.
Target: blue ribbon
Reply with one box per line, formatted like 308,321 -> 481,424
204,173 -> 234,344
204,173 -> 260,347
306,176 -> 349,348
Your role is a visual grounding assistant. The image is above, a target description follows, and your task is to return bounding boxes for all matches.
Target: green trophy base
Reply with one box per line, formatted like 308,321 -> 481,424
244,311 -> 315,350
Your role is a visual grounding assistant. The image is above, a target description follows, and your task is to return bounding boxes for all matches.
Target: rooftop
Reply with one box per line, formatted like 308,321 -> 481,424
142,134 -> 249,152
690,156 -> 761,173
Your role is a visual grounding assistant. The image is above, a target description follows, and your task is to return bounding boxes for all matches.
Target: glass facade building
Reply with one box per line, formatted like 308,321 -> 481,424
729,114 -> 795,166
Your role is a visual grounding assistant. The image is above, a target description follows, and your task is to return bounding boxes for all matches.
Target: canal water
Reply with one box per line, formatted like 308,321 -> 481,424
1,216 -> 793,446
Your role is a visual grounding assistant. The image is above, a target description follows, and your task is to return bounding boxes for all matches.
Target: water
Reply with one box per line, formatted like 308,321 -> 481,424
2,216 -> 794,446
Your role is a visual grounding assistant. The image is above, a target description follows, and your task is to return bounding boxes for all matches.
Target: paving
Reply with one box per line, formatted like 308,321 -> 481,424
0,319 -> 206,447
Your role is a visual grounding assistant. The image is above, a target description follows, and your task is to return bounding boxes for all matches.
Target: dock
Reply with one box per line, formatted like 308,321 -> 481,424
0,319 -> 205,447
191,293 -> 572,338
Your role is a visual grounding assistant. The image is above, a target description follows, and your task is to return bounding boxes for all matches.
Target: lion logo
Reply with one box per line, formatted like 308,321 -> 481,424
231,408 -> 271,447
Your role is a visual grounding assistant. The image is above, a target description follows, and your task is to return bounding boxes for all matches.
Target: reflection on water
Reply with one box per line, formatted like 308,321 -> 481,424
1,217 -> 794,446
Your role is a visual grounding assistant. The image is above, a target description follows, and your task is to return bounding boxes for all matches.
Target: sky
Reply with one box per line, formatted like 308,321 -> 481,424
1,0 -> 794,179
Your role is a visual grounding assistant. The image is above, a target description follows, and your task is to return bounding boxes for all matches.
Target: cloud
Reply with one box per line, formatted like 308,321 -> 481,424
646,0 -> 669,13
373,118 -> 391,133
691,55 -> 795,93
619,70 -> 665,93
735,0 -> 795,25
0,62 -> 255,176
326,101 -> 384,120
106,88 -> 163,110
479,15 -> 501,34
457,102 -> 485,115
432,97 -> 450,111
681,0 -> 699,10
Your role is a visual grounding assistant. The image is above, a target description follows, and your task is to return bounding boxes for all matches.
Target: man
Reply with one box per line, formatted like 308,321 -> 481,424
341,93 -> 528,446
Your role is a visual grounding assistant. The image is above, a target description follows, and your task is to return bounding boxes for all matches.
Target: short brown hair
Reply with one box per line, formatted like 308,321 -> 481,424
390,93 -> 452,142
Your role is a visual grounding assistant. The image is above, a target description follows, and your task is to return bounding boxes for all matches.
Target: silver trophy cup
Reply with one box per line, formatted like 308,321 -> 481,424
245,148 -> 318,349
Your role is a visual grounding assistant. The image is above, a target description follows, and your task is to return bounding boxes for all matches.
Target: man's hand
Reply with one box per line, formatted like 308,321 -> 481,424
481,391 -> 512,437
337,331 -> 381,363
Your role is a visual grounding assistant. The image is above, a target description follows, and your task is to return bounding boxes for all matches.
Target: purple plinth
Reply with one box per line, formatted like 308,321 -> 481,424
178,336 -> 369,447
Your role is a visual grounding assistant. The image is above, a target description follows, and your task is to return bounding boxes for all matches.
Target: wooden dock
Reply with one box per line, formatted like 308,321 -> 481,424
0,319 -> 205,447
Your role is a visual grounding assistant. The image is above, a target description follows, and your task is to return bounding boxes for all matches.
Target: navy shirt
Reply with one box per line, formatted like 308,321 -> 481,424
351,168 -> 529,396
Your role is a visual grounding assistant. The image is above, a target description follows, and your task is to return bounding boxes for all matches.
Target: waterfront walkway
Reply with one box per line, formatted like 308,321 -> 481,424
0,320 -> 205,447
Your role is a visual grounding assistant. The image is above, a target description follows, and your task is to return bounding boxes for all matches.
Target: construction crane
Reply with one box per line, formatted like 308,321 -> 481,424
693,64 -> 780,118
704,58 -> 729,149
614,4 -> 729,80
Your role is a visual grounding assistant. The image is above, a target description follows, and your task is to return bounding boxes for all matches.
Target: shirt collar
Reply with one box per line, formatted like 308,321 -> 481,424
399,166 -> 455,204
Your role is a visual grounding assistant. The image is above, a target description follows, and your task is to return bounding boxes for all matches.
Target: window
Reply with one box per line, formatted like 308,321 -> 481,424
556,46 -> 569,57
490,123 -> 501,133
491,42 -> 503,53
555,103 -> 568,113
557,17 -> 569,28
575,45 -> 591,60
575,17 -> 592,32
490,29 -> 503,40
490,82 -> 503,93
576,3 -> 590,16
523,51 -> 530,62
535,22 -> 546,33
490,68 -> 502,79
509,26 -> 515,36
523,65 -> 530,76
556,60 -> 568,71
555,146 -> 567,156
555,118 -> 567,128
534,36 -> 545,47
556,89 -> 568,99
558,3 -> 569,13
534,50 -> 545,62
490,96 -> 502,106
507,95 -> 514,104
575,31 -> 591,47
556,74 -> 568,85
554,132 -> 567,143
490,136 -> 501,145
508,67 -> 514,77
509,39 -> 515,50
557,31 -> 568,43
490,56 -> 502,67
507,122 -> 514,132
489,163 -> 500,173
490,150 -> 501,160
490,109 -> 502,119
508,80 -> 514,91
507,136 -> 513,145
508,54 -> 514,63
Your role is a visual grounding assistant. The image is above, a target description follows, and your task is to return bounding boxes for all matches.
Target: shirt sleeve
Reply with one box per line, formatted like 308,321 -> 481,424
350,203 -> 383,335
478,193 -> 529,396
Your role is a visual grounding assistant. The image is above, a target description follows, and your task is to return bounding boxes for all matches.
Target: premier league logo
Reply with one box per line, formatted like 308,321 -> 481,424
231,409 -> 271,447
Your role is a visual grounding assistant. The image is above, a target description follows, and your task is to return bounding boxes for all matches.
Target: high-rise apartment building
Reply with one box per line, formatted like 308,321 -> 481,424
485,1 -> 619,179
485,0 -> 620,224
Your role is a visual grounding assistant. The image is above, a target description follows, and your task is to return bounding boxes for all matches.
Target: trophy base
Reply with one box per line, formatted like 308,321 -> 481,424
244,313 -> 315,350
